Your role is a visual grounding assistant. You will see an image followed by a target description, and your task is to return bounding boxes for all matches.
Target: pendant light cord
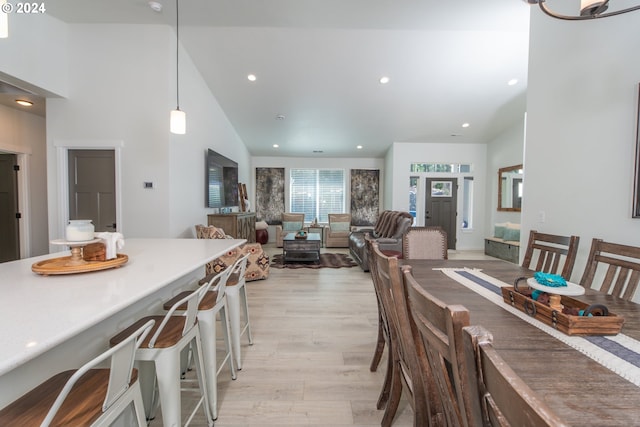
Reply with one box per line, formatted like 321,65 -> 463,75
175,0 -> 180,110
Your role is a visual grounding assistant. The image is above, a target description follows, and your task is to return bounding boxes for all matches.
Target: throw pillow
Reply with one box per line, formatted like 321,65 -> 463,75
283,221 -> 301,231
494,223 -> 507,239
331,222 -> 350,232
503,225 -> 520,242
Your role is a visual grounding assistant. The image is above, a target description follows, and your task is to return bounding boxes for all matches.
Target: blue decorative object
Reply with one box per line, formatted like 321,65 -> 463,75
531,290 -> 542,300
534,271 -> 567,287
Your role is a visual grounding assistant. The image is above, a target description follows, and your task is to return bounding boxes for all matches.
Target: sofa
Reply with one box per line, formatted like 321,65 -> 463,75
349,210 -> 413,271
325,213 -> 353,248
275,213 -> 305,247
195,224 -> 270,281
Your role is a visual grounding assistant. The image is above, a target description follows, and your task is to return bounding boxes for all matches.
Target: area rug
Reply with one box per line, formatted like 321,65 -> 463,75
271,253 -> 358,269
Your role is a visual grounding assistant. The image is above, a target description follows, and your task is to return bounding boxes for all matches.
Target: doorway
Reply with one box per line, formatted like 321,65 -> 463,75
425,177 -> 457,250
67,149 -> 117,232
0,154 -> 19,262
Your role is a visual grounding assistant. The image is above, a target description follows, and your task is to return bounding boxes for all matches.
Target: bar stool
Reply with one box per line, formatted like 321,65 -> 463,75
0,320 -> 154,427
222,252 -> 253,370
164,267 -> 236,420
110,282 -> 214,427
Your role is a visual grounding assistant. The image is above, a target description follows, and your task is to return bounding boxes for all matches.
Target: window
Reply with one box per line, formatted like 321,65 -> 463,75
290,169 -> 345,223
462,177 -> 474,229
410,163 -> 472,173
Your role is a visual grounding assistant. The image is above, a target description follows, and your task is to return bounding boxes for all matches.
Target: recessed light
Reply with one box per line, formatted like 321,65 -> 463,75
379,76 -> 390,84
273,144 -> 279,148
148,1 -> 163,12
275,114 -> 285,120
247,74 -> 257,82
15,99 -> 33,107
356,145 -> 363,149
508,78 -> 518,86
462,123 -> 470,128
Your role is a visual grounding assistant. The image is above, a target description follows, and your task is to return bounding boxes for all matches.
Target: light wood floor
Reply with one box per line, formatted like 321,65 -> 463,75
151,245 -> 492,426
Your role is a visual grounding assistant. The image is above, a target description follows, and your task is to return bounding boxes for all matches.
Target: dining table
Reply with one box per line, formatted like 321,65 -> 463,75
405,259 -> 640,426
0,237 -> 245,410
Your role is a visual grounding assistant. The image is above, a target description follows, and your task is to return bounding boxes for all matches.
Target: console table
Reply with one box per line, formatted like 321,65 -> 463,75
208,212 -> 256,243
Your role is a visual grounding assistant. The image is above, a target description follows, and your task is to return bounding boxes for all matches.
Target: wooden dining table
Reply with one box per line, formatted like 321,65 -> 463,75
405,259 -> 640,426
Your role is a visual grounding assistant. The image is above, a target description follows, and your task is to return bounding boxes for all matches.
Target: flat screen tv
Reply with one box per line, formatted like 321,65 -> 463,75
206,149 -> 238,208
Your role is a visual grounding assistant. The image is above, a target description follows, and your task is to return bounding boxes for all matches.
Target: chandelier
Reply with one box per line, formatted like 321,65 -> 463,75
527,0 -> 640,20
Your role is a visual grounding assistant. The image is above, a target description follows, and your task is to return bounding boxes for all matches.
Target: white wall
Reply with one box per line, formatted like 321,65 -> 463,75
486,118 -> 525,232
389,142 -> 488,250
0,105 -> 48,256
0,13 -> 68,97
524,10 -> 640,284
3,22 -> 253,244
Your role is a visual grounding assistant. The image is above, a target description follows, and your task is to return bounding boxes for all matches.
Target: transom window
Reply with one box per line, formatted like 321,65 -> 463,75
410,163 -> 472,173
290,169 -> 345,223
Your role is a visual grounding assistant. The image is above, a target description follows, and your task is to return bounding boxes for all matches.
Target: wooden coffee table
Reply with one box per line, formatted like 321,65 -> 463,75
283,233 -> 321,263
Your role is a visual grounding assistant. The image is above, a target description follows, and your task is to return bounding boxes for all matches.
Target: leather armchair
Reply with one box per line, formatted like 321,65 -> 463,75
349,210 -> 413,271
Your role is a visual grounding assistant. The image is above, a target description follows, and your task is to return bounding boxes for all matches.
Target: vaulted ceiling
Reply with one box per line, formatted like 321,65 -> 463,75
10,0 -> 531,157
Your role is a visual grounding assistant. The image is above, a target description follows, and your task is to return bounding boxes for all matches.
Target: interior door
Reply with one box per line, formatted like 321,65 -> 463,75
0,154 -> 20,262
425,177 -> 457,250
68,149 -> 117,232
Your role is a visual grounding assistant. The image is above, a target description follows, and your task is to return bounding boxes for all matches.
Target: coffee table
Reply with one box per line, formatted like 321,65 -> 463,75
283,233 -> 321,263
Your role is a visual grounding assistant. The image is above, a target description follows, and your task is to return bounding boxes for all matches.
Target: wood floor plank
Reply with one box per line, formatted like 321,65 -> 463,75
149,246 -> 490,426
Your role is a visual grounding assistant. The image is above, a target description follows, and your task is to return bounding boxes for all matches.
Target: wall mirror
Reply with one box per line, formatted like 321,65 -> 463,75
498,164 -> 523,211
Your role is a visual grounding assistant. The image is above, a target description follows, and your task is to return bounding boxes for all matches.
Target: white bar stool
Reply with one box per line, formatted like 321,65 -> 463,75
213,252 -> 253,370
110,282 -> 214,427
164,267 -> 236,420
0,320 -> 154,427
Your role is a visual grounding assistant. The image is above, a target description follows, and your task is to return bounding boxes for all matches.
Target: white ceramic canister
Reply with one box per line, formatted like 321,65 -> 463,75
66,219 -> 95,241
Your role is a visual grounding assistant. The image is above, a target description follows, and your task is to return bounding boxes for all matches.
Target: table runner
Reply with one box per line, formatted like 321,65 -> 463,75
437,267 -> 640,387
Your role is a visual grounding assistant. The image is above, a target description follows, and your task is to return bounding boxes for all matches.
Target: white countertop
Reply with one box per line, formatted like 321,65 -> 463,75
0,238 -> 244,377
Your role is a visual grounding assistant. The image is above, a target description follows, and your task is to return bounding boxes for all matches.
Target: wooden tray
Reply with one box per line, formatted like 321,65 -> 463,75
501,286 -> 624,336
32,254 -> 128,276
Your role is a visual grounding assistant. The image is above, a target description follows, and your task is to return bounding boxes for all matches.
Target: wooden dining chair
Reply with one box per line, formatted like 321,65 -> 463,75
401,264 -> 477,427
365,236 -> 392,407
371,242 -> 432,427
402,226 -> 448,260
579,238 -> 640,301
522,230 -> 580,280
461,324 -> 570,427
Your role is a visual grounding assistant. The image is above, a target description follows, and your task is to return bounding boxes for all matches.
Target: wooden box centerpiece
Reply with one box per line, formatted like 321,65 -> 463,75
501,277 -> 624,336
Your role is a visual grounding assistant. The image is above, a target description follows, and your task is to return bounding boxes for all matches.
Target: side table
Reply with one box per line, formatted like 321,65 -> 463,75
306,225 -> 325,247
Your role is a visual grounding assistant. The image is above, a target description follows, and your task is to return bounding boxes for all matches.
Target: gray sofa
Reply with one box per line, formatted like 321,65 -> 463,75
349,210 -> 413,271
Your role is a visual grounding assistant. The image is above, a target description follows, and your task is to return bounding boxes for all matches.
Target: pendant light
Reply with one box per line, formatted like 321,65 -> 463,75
170,0 -> 185,134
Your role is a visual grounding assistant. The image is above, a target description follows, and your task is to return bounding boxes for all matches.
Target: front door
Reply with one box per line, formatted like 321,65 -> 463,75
0,154 -> 19,262
68,149 -> 117,232
425,178 -> 457,250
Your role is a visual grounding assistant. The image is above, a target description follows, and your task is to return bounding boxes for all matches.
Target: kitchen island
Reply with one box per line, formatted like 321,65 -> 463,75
0,237 -> 244,408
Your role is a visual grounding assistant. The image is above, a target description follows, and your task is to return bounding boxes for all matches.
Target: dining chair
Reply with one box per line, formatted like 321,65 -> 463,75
163,266 -> 236,421
401,264 -> 477,427
371,242 -> 432,427
522,230 -> 580,280
0,320 -> 154,427
402,226 -> 448,260
579,238 -> 640,301
461,324 -> 570,427
110,281 -> 215,427
365,236 -> 393,411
